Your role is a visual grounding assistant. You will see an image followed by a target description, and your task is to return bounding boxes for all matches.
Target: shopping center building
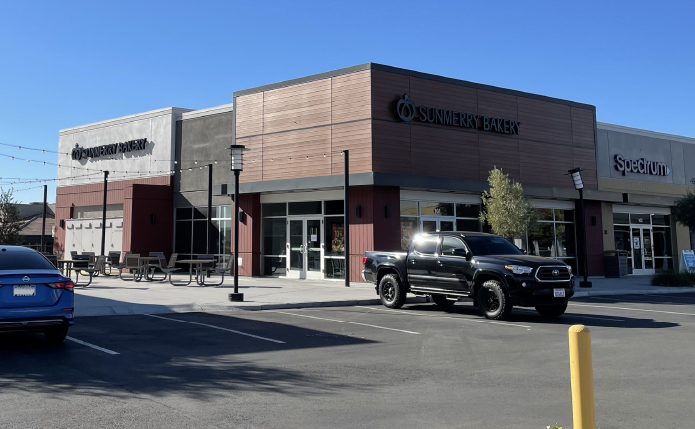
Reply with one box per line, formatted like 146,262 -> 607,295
53,63 -> 695,281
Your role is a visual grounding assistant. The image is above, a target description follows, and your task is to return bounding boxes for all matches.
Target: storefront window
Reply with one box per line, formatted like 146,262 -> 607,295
420,202 -> 454,216
456,219 -> 480,232
400,201 -> 418,216
520,208 -> 576,267
613,213 -> 672,273
174,205 -> 232,261
324,216 -> 345,279
630,213 -> 651,225
324,200 -> 344,215
528,223 -> 555,257
400,216 -> 418,250
613,213 -> 630,225
288,201 -> 322,215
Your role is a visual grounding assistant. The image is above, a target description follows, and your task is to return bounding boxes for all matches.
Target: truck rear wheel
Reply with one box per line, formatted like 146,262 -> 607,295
477,279 -> 512,320
379,274 -> 406,309
535,303 -> 568,318
431,294 -> 456,307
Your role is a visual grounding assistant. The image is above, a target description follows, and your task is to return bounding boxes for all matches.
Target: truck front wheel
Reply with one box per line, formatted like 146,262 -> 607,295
477,280 -> 512,320
379,274 -> 407,309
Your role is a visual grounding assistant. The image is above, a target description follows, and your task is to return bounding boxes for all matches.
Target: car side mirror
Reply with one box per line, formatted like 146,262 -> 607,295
452,248 -> 467,257
465,251 -> 473,261
521,249 -> 527,255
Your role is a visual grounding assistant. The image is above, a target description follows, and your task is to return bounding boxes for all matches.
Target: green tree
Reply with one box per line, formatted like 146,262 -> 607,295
480,167 -> 537,240
672,189 -> 695,230
0,188 -> 22,245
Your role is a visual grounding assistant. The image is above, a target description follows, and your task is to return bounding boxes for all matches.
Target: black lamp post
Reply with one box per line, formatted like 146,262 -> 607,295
568,168 -> 592,288
229,145 -> 246,302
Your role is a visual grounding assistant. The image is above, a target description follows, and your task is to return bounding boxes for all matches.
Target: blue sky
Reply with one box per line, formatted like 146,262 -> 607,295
0,0 -> 693,203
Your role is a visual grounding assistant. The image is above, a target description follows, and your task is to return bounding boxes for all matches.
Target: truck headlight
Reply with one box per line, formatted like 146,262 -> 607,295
505,265 -> 534,275
567,265 -> 572,275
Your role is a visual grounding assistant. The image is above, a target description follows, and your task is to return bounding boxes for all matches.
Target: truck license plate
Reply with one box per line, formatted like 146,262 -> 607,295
553,288 -> 565,298
14,285 -> 36,297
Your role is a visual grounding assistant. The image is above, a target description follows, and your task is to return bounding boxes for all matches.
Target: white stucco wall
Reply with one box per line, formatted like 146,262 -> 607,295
58,107 -> 192,186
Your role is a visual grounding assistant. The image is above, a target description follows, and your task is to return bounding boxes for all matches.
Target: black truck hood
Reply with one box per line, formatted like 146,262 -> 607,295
474,255 -> 568,267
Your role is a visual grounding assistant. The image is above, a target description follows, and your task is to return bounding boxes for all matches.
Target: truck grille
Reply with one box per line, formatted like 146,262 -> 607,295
535,266 -> 571,282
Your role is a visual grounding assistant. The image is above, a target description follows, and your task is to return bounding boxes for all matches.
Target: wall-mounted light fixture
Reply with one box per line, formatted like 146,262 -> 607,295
385,205 -> 391,218
59,219 -> 65,228
355,205 -> 362,218
151,214 -> 157,224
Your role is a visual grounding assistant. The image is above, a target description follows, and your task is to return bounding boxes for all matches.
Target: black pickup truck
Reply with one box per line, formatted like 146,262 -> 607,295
362,232 -> 574,320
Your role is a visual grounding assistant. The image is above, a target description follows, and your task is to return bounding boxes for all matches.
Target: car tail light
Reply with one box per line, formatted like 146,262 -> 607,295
48,281 -> 74,292
362,256 -> 367,265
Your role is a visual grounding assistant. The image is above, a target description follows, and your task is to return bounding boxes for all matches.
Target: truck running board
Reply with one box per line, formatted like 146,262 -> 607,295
410,287 -> 471,298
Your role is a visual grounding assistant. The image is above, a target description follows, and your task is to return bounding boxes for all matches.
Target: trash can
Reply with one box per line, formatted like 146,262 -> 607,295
604,250 -> 629,278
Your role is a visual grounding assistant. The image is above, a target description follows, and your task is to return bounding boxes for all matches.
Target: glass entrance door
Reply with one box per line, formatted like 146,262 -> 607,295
421,217 -> 455,233
631,227 -> 655,275
287,217 -> 323,279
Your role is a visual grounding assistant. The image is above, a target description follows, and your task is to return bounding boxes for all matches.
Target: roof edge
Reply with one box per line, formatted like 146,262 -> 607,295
59,107 -> 194,135
598,122 -> 695,144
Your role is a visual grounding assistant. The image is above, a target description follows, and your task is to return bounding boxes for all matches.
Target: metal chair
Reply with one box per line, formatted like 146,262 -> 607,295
163,254 -> 189,285
106,251 -> 122,275
70,251 -> 78,260
119,253 -> 142,281
196,254 -> 215,284
205,255 -> 230,286
147,252 -> 167,281
72,254 -> 93,287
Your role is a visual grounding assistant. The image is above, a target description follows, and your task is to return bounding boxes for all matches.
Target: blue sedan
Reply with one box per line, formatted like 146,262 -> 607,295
0,246 -> 74,343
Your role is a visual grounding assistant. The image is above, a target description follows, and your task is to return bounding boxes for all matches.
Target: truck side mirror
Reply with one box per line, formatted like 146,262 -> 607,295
465,251 -> 473,261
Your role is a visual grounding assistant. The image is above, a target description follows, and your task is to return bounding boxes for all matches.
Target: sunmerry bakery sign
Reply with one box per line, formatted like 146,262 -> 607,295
395,94 -> 521,135
71,138 -> 148,161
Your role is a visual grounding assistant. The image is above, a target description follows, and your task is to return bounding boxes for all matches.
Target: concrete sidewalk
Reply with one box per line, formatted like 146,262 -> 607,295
73,273 -> 695,317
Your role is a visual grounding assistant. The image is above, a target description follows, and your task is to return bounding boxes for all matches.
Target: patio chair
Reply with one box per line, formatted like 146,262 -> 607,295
205,255 -> 230,286
163,254 -> 190,286
106,251 -> 122,275
119,253 -> 142,282
72,254 -> 93,287
70,251 -> 78,259
42,253 -> 58,269
147,252 -> 167,281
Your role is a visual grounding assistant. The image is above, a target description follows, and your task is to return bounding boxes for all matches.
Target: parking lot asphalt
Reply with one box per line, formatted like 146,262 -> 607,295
2,292 -> 695,429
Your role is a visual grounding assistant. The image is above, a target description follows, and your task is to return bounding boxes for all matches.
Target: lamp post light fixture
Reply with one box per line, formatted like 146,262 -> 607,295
229,145 -> 247,302
568,167 -> 592,288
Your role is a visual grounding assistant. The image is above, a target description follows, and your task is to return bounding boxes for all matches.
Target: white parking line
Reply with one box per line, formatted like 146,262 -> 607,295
273,311 -> 421,335
145,314 -> 285,344
356,306 -> 531,329
66,336 -> 119,355
570,303 -> 695,317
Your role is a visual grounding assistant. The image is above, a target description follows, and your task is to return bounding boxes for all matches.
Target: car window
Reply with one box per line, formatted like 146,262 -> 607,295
412,236 -> 438,255
0,250 -> 57,270
440,237 -> 467,256
463,236 -> 523,256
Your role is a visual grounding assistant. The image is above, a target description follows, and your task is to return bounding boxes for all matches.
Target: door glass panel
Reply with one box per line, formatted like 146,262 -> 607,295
422,220 -> 437,233
643,229 -> 653,269
306,219 -> 321,272
632,228 -> 643,270
630,214 -> 651,225
289,220 -> 303,270
440,221 -> 454,232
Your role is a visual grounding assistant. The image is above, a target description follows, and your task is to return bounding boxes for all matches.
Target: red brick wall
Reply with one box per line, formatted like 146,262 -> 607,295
54,176 -> 171,257
577,200 -> 605,277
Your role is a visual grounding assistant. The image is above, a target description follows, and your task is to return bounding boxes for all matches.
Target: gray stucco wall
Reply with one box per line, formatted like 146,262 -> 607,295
597,123 -> 695,186
174,109 -> 234,208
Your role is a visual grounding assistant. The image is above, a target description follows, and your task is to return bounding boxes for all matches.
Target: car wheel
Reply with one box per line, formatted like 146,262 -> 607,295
431,294 -> 456,307
535,303 -> 568,318
379,274 -> 406,309
477,279 -> 512,320
44,326 -> 69,344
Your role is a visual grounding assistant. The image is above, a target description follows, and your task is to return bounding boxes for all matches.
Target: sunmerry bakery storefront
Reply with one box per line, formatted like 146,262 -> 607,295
53,63 -> 694,282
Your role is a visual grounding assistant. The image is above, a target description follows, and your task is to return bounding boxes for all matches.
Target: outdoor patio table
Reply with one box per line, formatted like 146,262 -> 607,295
175,259 -> 216,286
57,259 -> 93,287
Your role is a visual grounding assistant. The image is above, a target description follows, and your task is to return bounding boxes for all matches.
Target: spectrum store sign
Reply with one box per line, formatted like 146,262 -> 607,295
614,154 -> 671,176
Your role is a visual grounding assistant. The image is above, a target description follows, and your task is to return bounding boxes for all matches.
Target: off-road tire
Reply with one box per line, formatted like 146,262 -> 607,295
535,303 -> 568,318
379,274 -> 407,309
431,294 -> 456,307
44,326 -> 69,344
477,279 -> 512,320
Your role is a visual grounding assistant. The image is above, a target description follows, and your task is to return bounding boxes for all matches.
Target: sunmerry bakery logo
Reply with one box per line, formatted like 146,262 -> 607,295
71,138 -> 148,161
395,94 -> 521,135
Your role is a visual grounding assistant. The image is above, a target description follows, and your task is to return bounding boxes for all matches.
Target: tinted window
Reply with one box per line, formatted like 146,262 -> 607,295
412,237 -> 438,255
288,201 -> 321,215
0,250 -> 57,270
463,236 -> 523,256
263,203 -> 286,217
324,200 -> 344,215
456,204 -> 480,218
441,237 -> 466,256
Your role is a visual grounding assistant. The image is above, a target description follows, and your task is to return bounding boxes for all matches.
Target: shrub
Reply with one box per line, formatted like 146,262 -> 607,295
651,270 -> 695,287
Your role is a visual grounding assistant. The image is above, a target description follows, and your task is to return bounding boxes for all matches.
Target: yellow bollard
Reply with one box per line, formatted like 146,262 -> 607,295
568,324 -> 596,429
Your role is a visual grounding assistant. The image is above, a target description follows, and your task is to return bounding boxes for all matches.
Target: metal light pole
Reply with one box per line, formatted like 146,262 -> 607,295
568,168 -> 592,288
229,145 -> 246,302
207,163 -> 213,255
343,150 -> 350,287
100,170 -> 109,256
41,185 -> 47,253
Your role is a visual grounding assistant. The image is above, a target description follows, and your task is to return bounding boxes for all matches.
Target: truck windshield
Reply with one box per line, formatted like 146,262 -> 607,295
463,236 -> 523,256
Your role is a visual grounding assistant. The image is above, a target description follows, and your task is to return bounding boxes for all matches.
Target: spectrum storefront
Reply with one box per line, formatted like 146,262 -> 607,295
54,63 -> 694,281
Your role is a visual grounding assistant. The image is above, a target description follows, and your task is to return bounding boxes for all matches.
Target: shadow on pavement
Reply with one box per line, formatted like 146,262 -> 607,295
574,292 -> 695,307
403,303 -> 680,329
0,312 -> 377,401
